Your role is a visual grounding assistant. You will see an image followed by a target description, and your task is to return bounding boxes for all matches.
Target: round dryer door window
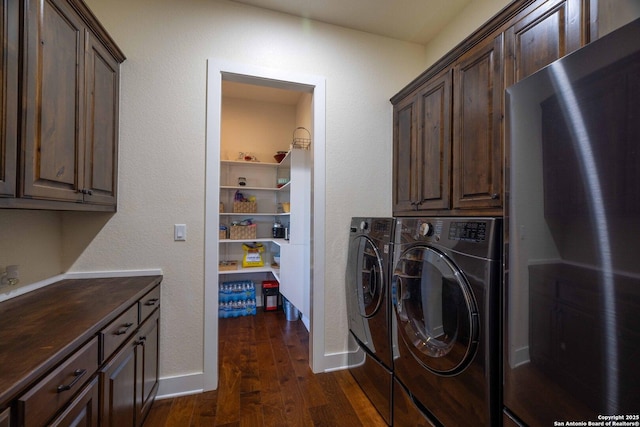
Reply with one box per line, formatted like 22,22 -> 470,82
350,236 -> 385,318
393,246 -> 479,375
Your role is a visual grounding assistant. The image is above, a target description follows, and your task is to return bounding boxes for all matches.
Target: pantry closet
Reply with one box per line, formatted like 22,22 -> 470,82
204,61 -> 326,391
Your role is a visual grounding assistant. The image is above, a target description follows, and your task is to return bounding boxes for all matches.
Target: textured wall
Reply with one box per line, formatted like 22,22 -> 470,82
422,0 -> 511,68
0,211 -> 63,287
75,0 -> 425,381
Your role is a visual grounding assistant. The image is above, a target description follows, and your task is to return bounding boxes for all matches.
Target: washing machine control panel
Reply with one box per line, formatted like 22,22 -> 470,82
415,219 -> 444,241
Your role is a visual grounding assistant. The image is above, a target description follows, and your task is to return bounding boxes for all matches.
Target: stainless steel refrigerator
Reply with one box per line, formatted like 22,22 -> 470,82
505,18 -> 640,426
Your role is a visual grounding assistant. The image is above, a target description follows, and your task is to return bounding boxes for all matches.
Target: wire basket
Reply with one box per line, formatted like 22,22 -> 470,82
291,127 -> 311,150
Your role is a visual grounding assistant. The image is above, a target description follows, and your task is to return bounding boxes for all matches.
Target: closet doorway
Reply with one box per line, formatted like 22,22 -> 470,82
204,61 -> 326,391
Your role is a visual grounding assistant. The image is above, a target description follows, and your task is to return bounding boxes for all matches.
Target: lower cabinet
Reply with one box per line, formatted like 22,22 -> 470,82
137,313 -> 160,426
100,336 -> 137,427
5,280 -> 162,427
101,311 -> 160,427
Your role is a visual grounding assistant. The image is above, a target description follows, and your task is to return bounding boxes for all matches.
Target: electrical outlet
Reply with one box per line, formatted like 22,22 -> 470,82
1,265 -> 19,286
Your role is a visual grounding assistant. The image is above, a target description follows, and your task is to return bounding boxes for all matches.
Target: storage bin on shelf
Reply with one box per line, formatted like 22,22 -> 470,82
233,201 -> 257,213
218,260 -> 238,271
291,126 -> 311,150
229,224 -> 257,240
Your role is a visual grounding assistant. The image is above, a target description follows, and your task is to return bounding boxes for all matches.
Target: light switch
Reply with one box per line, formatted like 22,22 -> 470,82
174,224 -> 187,241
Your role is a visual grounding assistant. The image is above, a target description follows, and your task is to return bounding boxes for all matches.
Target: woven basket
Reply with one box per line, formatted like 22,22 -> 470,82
233,201 -> 257,213
229,224 -> 257,240
218,260 -> 238,271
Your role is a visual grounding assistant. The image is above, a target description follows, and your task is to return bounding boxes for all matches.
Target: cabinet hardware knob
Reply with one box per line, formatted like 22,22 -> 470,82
57,369 -> 87,392
491,193 -> 500,200
114,322 -> 134,336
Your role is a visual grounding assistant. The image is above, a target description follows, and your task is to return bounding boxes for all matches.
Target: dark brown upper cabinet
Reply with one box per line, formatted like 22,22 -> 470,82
504,0 -> 587,87
391,0 -> 592,217
393,70 -> 452,213
1,0 -> 125,211
0,0 -> 19,198
452,34 -> 504,211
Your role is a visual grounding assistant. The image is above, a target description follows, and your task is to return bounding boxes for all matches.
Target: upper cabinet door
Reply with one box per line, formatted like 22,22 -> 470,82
83,32 -> 120,206
21,0 -> 86,202
504,0 -> 587,87
452,34 -> 504,210
0,0 -> 19,197
393,94 -> 418,213
415,70 -> 452,211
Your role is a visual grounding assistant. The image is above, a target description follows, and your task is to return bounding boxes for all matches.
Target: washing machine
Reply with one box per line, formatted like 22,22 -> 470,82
345,217 -> 395,425
392,217 -> 502,427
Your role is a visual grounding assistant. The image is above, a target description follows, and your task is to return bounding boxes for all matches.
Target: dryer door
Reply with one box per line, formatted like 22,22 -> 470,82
393,245 -> 479,375
347,235 -> 385,319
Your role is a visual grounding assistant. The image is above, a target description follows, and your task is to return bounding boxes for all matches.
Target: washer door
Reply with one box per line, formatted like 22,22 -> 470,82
393,245 -> 479,375
348,235 -> 385,318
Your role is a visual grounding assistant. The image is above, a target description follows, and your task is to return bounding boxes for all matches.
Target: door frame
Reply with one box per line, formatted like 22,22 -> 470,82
204,59 -> 327,390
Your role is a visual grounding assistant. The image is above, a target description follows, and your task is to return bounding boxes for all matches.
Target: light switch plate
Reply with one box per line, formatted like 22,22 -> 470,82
174,224 -> 187,241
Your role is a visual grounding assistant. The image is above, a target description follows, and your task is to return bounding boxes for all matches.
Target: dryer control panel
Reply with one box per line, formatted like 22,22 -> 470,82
396,217 -> 501,261
448,221 -> 487,242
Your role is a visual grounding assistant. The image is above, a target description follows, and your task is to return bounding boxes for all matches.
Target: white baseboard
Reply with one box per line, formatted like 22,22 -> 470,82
321,350 -> 352,373
156,372 -> 205,399
0,274 -> 65,302
0,269 -> 164,303
64,269 -> 164,279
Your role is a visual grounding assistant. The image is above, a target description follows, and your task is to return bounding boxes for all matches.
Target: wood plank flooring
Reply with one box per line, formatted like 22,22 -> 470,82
143,310 -> 387,427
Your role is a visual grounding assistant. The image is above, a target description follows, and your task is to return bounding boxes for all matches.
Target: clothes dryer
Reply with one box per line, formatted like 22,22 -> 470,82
392,217 -> 502,427
346,217 -> 395,425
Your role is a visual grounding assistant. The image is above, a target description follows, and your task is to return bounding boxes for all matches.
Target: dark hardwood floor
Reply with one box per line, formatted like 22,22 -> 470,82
143,309 -> 387,426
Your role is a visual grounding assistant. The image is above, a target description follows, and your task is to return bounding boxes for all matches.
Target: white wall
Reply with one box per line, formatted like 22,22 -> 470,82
76,0 -> 426,386
423,0 -> 511,67
220,96 -> 296,161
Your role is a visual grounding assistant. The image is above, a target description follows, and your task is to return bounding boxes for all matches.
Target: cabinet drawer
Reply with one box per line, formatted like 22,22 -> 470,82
0,407 -> 10,427
139,285 -> 161,323
16,337 -> 99,427
49,376 -> 99,427
100,304 -> 138,363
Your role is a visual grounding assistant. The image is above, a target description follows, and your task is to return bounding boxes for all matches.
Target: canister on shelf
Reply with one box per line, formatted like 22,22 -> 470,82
272,220 -> 285,238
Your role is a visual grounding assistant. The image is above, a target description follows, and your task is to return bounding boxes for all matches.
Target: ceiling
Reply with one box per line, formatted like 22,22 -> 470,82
229,0 -> 474,45
223,0 -> 477,103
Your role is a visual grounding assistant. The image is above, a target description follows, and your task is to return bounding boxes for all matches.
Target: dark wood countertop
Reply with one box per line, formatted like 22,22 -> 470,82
0,275 -> 162,406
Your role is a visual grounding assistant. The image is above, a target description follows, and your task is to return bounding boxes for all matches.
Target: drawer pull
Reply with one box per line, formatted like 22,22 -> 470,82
57,369 -> 87,393
114,322 -> 134,336
135,336 -> 147,346
145,298 -> 159,306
